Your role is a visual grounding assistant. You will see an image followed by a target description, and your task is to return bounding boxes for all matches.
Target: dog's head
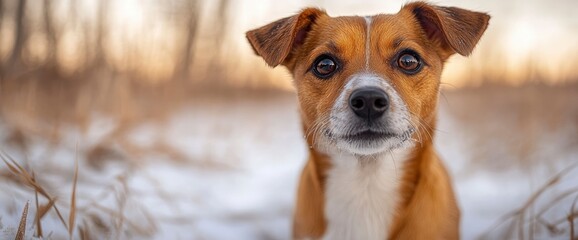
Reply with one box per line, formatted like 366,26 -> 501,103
247,2 -> 489,156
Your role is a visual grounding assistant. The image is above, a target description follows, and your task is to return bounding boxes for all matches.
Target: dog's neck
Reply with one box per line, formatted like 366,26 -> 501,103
322,147 -> 413,240
305,122 -> 437,239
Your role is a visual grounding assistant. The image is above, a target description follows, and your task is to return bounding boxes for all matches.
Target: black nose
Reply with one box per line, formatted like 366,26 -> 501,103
349,88 -> 389,120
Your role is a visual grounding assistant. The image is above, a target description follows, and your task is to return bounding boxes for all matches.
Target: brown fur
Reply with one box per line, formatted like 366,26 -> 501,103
247,2 -> 489,239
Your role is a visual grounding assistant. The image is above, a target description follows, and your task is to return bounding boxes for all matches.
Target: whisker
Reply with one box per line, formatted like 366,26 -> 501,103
305,115 -> 332,147
388,150 -> 399,178
403,116 -> 422,146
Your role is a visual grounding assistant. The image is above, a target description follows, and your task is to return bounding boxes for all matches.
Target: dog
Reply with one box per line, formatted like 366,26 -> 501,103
246,2 -> 489,239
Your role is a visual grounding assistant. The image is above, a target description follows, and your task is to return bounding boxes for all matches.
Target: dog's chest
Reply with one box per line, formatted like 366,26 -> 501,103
323,150 -> 410,240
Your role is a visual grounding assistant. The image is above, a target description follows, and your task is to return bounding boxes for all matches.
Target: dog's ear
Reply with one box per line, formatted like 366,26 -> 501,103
246,8 -> 326,67
403,2 -> 490,57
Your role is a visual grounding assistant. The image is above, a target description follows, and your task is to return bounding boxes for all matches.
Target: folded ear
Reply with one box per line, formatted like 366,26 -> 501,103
403,2 -> 490,57
246,8 -> 326,67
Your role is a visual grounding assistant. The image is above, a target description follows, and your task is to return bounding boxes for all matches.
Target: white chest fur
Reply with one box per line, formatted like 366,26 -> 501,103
323,149 -> 411,240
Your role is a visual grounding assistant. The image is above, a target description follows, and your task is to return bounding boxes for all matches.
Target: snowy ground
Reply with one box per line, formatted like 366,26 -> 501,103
0,87 -> 577,239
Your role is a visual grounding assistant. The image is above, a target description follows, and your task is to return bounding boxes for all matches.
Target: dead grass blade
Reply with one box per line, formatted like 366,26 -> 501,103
51,200 -> 69,233
570,195 -> 578,239
519,163 -> 578,212
91,203 -> 154,237
36,199 -> 55,225
33,177 -> 43,238
15,201 -> 29,240
0,151 -> 50,198
480,163 -> 578,239
1,150 -> 69,231
114,173 -> 129,240
141,207 -> 158,234
78,219 -> 90,240
68,150 -> 79,238
535,187 -> 578,218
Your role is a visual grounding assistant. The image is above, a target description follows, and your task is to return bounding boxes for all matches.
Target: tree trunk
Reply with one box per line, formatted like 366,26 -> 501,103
212,0 -> 230,50
174,0 -> 200,81
43,0 -> 59,71
207,0 -> 230,78
94,0 -> 108,69
7,0 -> 27,70
0,0 -> 5,68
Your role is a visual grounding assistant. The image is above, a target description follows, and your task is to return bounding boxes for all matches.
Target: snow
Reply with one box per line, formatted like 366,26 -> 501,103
1,91 -> 577,239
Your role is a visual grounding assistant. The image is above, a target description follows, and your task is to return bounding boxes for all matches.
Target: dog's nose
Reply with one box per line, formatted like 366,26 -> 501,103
349,88 -> 389,120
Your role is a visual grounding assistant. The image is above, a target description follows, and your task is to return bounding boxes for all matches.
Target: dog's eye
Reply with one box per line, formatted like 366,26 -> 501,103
312,55 -> 338,79
397,52 -> 422,74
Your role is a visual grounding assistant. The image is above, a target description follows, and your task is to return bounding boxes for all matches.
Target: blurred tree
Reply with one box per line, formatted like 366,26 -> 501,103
68,0 -> 77,23
0,0 -> 285,88
43,0 -> 59,72
174,0 -> 200,81
0,0 -> 4,66
7,0 -> 27,71
213,0 -> 230,53
207,0 -> 230,69
94,0 -> 109,69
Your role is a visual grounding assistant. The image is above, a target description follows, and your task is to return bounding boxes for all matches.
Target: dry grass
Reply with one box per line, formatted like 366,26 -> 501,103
1,67 -> 577,239
479,163 -> 578,239
439,83 -> 578,239
441,82 -> 578,172
0,66 -> 286,170
15,201 -> 28,240
1,152 -> 69,230
1,152 -> 69,239
1,149 -> 160,239
0,79 -> 291,238
68,151 -> 79,239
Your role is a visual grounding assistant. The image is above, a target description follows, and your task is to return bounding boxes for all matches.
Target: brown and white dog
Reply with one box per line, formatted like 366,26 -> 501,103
246,2 -> 489,239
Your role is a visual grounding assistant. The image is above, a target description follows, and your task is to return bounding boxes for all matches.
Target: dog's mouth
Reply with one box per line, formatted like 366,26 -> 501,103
329,127 -> 415,143
324,127 -> 415,155
343,130 -> 397,142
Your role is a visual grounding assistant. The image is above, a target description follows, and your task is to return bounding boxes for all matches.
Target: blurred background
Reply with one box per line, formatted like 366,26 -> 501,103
0,0 -> 576,239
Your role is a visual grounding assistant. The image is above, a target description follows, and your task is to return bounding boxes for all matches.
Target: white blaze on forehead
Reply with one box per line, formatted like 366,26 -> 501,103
364,16 -> 372,70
